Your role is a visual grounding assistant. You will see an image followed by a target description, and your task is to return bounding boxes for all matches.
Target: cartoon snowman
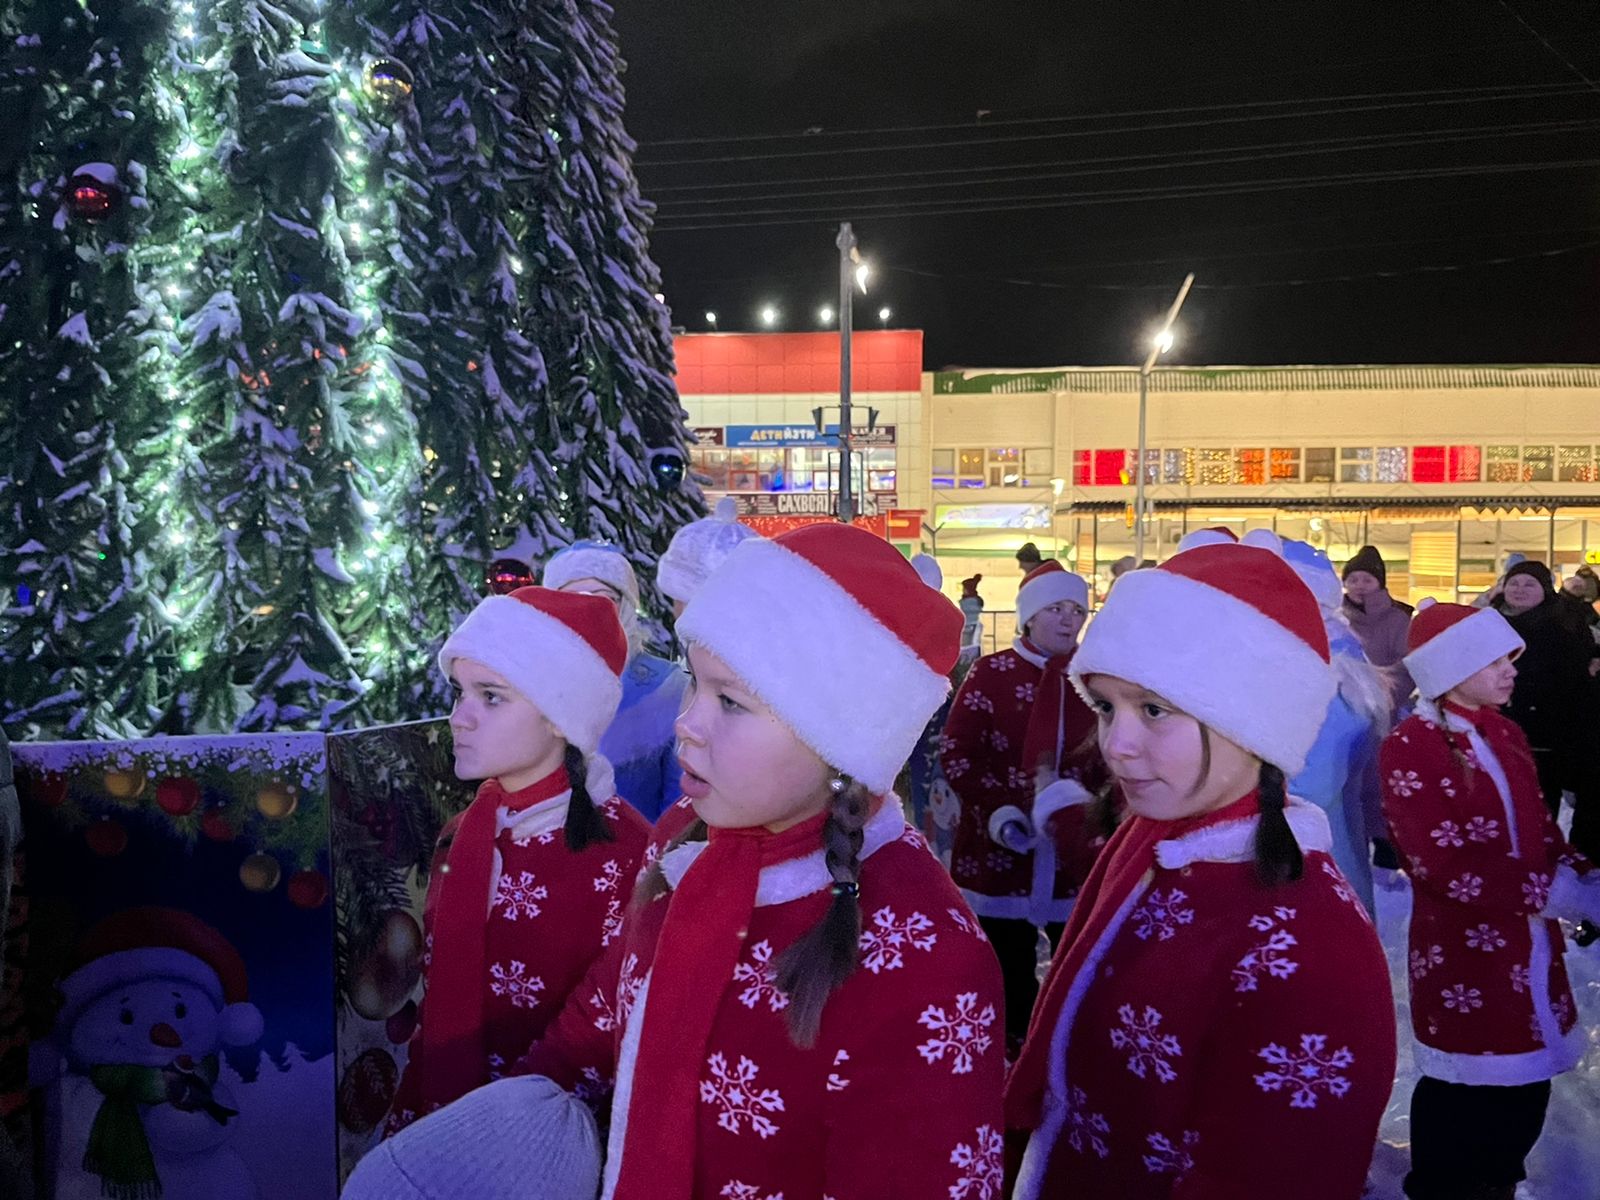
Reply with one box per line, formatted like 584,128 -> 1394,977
35,906 -> 265,1200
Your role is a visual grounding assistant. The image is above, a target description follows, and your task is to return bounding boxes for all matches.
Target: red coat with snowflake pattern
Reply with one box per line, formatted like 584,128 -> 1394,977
940,643 -> 1105,925
1014,798 -> 1395,1200
385,788 -> 649,1133
519,797 -> 1006,1200
1381,701 -> 1590,1085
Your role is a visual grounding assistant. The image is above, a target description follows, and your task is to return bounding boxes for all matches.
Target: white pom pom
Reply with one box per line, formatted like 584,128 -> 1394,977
911,554 -> 943,590
713,497 -> 739,522
1239,529 -> 1285,556
1416,596 -> 1437,612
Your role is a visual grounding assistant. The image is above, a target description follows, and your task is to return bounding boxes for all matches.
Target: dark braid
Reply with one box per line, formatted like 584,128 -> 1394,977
1253,762 -> 1303,885
562,743 -> 615,852
630,817 -> 708,910
775,778 -> 868,1048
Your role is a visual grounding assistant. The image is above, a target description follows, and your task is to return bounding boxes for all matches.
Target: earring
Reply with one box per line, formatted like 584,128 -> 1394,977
829,776 -> 847,794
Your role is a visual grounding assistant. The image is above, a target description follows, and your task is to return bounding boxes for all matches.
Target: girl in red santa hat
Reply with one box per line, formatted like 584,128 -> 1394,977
1384,600 -> 1600,1200
1006,532 -> 1396,1200
941,559 -> 1110,1055
384,587 -> 651,1133
519,523 -> 1004,1200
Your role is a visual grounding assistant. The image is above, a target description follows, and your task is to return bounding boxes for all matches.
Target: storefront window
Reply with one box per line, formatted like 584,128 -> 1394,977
958,448 -> 985,488
1339,447 -> 1373,483
1235,448 -> 1266,485
864,448 -> 896,492
1559,445 -> 1598,483
1071,449 -> 1090,487
693,447 -> 730,489
1270,448 -> 1301,482
988,447 -> 1021,486
1305,447 -> 1336,483
1486,445 -> 1520,483
1522,445 -> 1554,483
932,449 -> 956,488
1161,449 -> 1187,483
1449,446 -> 1482,482
1376,446 -> 1407,483
1022,447 -> 1054,486
1194,448 -> 1232,485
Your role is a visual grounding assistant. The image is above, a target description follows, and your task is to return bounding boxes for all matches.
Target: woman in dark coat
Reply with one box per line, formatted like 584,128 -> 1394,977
1495,560 -> 1600,859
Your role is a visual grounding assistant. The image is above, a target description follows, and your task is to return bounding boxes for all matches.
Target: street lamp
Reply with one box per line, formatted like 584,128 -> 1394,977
759,304 -> 779,328
1134,273 -> 1195,566
837,224 -> 865,523
877,306 -> 891,325
819,305 -> 835,325
704,310 -> 718,328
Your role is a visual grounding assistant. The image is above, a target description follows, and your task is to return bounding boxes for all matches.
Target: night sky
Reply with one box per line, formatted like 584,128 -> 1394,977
608,0 -> 1600,369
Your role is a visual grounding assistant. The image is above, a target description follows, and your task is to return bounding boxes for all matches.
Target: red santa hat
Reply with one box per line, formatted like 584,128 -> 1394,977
1176,526 -> 1239,554
1069,534 -> 1334,776
1403,598 -> 1525,700
60,906 -> 264,1047
677,524 -> 963,793
1015,560 -> 1090,633
439,587 -> 627,756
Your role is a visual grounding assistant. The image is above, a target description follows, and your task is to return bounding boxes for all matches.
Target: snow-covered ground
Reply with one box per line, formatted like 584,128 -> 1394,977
1367,868 -> 1600,1199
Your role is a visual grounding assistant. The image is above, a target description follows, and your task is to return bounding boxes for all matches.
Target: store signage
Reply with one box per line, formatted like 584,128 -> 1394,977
728,492 -> 887,517
690,427 -> 725,446
1585,550 -> 1600,566
934,503 -> 1052,530
723,424 -> 896,448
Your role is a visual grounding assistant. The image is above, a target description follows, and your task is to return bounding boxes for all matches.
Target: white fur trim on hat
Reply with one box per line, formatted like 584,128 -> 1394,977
1404,603 -> 1525,699
1016,569 -> 1089,634
1069,567 -> 1334,776
542,545 -> 642,653
58,949 -> 264,1047
677,538 -> 949,793
656,499 -> 758,606
439,595 -> 623,754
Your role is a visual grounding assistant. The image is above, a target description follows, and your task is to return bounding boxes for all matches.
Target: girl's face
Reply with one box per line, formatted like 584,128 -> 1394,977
1343,570 -> 1381,604
448,659 -> 564,791
1026,600 -> 1086,657
675,645 -> 834,833
1445,654 -> 1518,709
1501,574 -> 1545,613
556,576 -> 624,611
1084,674 -> 1261,821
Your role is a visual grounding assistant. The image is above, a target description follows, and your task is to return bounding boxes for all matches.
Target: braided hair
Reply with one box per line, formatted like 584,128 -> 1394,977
774,777 -> 867,1047
562,743 -> 615,853
1253,761 -> 1303,885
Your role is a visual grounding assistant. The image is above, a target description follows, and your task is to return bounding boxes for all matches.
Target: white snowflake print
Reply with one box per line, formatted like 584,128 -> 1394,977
917,992 -> 997,1074
534,829 -> 559,847
1439,777 -> 1457,799
859,907 -> 938,973
1429,820 -> 1464,848
991,655 -> 1016,672
1014,682 -> 1036,704
1109,1004 -> 1183,1083
593,859 -> 623,893
1065,1087 -> 1111,1159
487,1052 -> 507,1082
986,729 -> 1010,752
948,907 -> 987,940
600,897 -> 624,947
1447,873 -> 1484,902
1464,816 -> 1502,843
1143,1129 -> 1200,1176
1233,908 -> 1300,992
720,1182 -> 782,1200
1465,923 -> 1506,952
1554,993 -> 1574,1029
588,954 -> 643,1033
422,932 -> 433,970
945,758 -> 972,780
1253,1035 -> 1355,1109
488,960 -> 545,1009
733,940 -> 790,1014
1409,944 -> 1445,980
599,798 -> 622,821
1007,766 -> 1031,789
961,689 -> 994,714
1131,887 -> 1195,942
948,1124 -> 1004,1200
980,773 -> 1001,791
955,855 -> 980,878
1441,983 -> 1484,1013
985,850 -> 1017,872
493,871 -> 549,921
826,1050 -> 851,1092
1523,872 -> 1552,910
700,1054 -> 785,1140
1320,860 -> 1361,911
1389,769 -> 1424,798
1510,963 -> 1531,994
574,1066 -> 612,1106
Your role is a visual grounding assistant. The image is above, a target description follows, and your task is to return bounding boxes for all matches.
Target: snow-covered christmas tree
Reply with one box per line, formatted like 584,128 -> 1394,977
0,0 -> 700,738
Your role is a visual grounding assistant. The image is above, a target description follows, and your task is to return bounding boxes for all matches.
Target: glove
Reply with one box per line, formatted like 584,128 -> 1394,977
988,805 -> 1037,853
1543,864 -> 1600,926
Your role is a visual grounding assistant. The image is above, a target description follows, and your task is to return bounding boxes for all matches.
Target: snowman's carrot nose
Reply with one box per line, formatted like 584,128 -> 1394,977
149,1022 -> 182,1048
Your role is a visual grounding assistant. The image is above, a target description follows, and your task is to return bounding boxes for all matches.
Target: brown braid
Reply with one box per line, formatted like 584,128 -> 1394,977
1253,762 -> 1303,885
562,743 -> 615,852
630,816 -> 708,910
774,778 -> 868,1047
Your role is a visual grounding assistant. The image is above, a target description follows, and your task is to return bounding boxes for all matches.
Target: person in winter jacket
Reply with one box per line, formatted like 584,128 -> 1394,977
1384,600 -> 1600,1200
1494,559 -> 1600,859
0,728 -> 29,1200
518,524 -> 1004,1200
655,498 -> 758,621
941,560 -> 1109,1053
1284,539 -> 1392,914
1342,544 -> 1415,710
544,541 -> 689,822
1007,532 -> 1395,1200
385,588 -> 650,1133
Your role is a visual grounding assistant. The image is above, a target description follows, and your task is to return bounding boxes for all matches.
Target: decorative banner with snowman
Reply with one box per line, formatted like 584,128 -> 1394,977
16,735 -> 337,1200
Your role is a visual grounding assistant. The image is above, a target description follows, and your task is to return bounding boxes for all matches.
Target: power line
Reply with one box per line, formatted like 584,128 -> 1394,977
637,83 -> 1596,167
1496,0 -> 1600,94
651,158 -> 1600,231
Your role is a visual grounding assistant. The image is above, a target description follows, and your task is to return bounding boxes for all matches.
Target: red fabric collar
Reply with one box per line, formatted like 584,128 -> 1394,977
1006,790 -> 1259,1129
613,804 -> 837,1200
1441,699 -> 1493,730
414,766 -> 569,1110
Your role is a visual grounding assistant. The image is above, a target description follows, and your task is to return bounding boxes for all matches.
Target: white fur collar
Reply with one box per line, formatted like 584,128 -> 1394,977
1011,638 -> 1048,670
659,797 -> 909,906
498,790 -> 570,842
1155,798 -> 1333,869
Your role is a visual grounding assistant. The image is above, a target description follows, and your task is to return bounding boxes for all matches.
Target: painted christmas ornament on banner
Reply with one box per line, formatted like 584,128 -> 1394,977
255,781 -> 298,820
347,909 -> 424,1020
337,1047 -> 398,1134
239,853 -> 282,892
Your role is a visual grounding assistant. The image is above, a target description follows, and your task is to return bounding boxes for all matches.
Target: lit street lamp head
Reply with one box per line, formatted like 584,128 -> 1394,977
759,305 -> 779,327
819,305 -> 835,325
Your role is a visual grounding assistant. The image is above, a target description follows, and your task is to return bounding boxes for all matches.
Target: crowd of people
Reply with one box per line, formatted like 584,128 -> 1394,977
338,517 -> 1600,1200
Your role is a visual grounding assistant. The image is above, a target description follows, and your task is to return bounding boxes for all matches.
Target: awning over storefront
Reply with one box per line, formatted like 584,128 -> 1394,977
1056,496 -> 1599,517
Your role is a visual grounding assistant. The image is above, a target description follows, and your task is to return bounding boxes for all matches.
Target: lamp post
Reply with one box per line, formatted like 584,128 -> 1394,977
836,223 -> 867,524
1134,273 -> 1195,565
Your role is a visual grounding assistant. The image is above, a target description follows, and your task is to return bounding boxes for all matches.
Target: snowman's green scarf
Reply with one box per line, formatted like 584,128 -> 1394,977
83,1056 -> 225,1200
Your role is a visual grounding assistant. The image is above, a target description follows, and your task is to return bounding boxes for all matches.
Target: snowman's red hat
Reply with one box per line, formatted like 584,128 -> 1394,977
60,906 -> 264,1046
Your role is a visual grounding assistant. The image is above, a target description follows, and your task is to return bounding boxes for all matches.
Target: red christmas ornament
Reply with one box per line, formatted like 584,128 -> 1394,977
200,810 -> 236,842
66,173 -> 120,223
347,909 -> 424,1020
287,868 -> 329,909
385,999 -> 418,1045
486,557 -> 535,596
156,776 -> 201,817
32,773 -> 70,808
86,818 -> 128,857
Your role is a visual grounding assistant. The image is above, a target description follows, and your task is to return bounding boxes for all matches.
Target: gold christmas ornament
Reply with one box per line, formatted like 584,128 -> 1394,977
239,853 -> 282,893
103,767 -> 147,803
255,782 -> 298,820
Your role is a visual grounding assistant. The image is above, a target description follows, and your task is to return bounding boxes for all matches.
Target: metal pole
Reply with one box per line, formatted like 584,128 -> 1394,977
837,222 -> 856,524
1133,272 -> 1195,564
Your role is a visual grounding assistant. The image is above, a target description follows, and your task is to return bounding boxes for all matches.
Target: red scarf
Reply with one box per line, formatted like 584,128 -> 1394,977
417,767 -> 570,1111
612,807 -> 834,1200
1005,791 -> 1260,1129
1018,640 -> 1087,783
1442,698 -> 1492,730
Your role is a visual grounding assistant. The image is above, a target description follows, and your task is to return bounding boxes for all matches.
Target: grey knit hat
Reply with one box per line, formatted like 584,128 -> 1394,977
344,1077 -> 602,1200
